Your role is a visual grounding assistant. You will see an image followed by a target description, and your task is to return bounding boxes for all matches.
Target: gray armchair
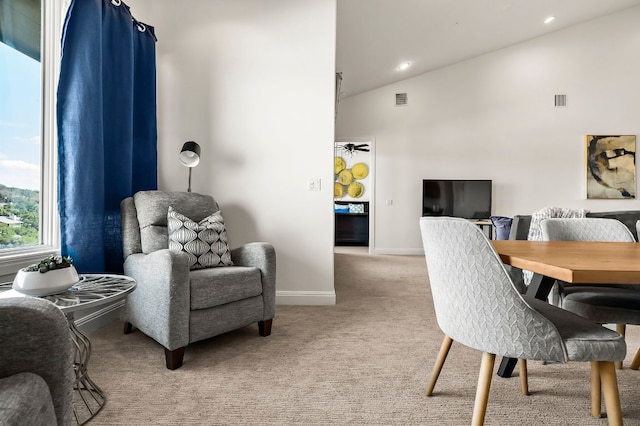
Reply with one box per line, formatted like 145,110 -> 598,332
0,297 -> 74,425
420,217 -> 625,425
121,190 -> 276,370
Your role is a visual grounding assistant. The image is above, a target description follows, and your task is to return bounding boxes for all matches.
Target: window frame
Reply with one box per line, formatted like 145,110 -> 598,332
0,0 -> 64,279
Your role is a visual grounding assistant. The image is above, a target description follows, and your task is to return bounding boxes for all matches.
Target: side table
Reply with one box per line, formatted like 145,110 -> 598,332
0,274 -> 135,425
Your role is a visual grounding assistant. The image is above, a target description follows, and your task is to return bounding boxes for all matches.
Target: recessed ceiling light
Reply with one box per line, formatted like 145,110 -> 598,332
544,16 -> 555,24
397,62 -> 411,71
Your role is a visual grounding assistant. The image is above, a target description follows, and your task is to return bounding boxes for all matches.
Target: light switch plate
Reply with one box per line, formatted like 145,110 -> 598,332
308,178 -> 321,191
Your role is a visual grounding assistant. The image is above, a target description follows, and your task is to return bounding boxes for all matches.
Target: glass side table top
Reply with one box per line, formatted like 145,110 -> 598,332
0,274 -> 136,313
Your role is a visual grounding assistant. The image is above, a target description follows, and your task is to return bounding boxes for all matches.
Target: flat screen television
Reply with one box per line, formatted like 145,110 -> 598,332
422,179 -> 492,219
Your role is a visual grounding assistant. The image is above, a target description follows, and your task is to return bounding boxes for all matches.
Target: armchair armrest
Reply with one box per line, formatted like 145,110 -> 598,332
0,298 -> 74,425
231,242 -> 276,319
123,249 -> 191,350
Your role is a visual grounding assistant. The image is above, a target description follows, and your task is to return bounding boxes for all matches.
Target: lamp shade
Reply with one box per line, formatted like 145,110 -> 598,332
179,141 -> 201,167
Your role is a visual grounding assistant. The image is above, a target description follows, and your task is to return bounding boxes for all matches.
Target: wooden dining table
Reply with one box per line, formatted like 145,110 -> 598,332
491,239 -> 640,378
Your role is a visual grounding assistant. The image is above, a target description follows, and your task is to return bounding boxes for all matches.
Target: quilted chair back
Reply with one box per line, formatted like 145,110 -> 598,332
419,217 -> 567,362
121,191 -> 219,257
541,217 -> 635,242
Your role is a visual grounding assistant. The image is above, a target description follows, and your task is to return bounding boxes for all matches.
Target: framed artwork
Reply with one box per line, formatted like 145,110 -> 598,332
334,142 -> 370,200
585,135 -> 636,199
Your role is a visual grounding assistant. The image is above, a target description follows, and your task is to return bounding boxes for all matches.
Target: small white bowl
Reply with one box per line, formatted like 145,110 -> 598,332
13,266 -> 80,297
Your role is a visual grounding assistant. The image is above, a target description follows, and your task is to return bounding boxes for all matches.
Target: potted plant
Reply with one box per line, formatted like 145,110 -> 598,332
12,254 -> 79,296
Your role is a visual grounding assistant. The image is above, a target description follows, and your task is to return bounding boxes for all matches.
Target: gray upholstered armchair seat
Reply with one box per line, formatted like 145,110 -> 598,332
525,297 -> 625,362
0,298 -> 74,425
561,286 -> 640,324
121,190 -> 276,370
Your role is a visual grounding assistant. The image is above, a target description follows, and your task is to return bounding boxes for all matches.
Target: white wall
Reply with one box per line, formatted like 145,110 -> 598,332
336,7 -> 640,254
128,0 -> 337,304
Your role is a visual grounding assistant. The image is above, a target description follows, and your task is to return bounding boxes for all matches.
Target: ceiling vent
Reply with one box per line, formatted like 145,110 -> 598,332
395,93 -> 408,106
554,94 -> 567,107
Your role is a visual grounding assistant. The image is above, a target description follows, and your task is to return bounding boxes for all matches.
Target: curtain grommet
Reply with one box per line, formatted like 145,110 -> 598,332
111,0 -> 122,6
136,23 -> 146,32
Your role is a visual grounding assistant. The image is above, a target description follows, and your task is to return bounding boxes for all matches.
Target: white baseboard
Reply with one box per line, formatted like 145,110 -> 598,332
75,300 -> 125,335
276,290 -> 336,305
73,290 -> 336,333
370,248 -> 424,255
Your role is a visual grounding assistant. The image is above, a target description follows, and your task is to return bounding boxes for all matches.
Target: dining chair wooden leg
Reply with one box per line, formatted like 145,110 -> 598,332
591,361 -> 602,418
426,335 -> 453,396
630,347 -> 640,370
472,352 -> 495,426
615,324 -> 626,370
517,358 -> 529,396
599,361 -> 623,426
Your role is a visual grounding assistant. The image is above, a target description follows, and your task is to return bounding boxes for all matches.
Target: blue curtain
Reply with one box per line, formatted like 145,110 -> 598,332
57,0 -> 157,273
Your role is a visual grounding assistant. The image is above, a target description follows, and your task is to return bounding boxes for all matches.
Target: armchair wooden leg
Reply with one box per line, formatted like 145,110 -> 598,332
426,335 -> 453,396
591,361 -> 602,418
165,347 -> 186,370
615,324 -> 626,370
599,361 -> 623,426
259,319 -> 273,337
472,352 -> 495,426
518,359 -> 529,396
630,347 -> 640,370
123,322 -> 133,334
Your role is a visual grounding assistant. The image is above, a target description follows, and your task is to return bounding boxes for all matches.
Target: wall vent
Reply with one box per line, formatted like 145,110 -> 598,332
554,94 -> 567,107
395,93 -> 408,106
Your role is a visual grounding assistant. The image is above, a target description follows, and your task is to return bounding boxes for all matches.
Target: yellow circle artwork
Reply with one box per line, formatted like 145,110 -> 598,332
338,169 -> 353,185
334,182 -> 345,198
347,182 -> 364,198
351,163 -> 368,179
334,157 -> 346,174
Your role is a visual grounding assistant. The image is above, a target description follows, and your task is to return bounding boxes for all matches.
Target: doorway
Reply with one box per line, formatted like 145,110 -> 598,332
334,138 -> 374,253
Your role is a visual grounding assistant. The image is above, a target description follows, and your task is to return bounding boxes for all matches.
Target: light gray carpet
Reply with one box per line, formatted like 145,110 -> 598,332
88,250 -> 640,425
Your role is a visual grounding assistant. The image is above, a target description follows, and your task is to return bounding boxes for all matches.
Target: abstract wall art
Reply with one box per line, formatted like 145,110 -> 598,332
334,142 -> 370,200
585,135 -> 636,199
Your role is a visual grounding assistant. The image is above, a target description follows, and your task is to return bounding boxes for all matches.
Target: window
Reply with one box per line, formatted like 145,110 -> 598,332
0,0 -> 63,276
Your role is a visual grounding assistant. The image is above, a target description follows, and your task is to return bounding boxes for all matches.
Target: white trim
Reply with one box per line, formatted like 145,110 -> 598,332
75,300 -> 125,335
276,290 -> 336,305
0,0 -> 63,277
73,290 -> 338,335
73,289 -> 338,335
370,248 -> 424,256
40,0 -> 64,252
0,248 -> 58,280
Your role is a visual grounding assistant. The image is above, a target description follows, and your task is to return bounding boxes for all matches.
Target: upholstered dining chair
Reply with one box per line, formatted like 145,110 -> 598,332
541,217 -> 640,370
121,190 -> 276,369
420,217 -> 625,425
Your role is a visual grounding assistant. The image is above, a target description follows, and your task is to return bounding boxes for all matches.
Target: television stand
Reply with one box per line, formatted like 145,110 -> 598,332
335,201 -> 369,246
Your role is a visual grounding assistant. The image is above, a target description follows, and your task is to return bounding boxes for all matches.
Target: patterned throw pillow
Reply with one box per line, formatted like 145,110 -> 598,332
167,206 -> 234,270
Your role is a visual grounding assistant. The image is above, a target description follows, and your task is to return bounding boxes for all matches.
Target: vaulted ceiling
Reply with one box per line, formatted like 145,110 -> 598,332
336,0 -> 640,97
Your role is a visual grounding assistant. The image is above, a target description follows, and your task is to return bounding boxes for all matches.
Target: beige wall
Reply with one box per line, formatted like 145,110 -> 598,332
337,7 -> 640,254
128,0 -> 338,304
